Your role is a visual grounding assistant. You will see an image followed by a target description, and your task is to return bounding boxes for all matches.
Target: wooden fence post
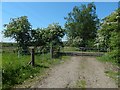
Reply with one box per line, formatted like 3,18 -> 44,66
50,42 -> 53,59
31,47 -> 35,66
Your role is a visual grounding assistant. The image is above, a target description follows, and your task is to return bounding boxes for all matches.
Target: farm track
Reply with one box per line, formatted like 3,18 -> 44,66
32,56 -> 118,88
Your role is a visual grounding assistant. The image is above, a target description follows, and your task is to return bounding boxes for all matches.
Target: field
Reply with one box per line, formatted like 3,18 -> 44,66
2,46 -> 69,89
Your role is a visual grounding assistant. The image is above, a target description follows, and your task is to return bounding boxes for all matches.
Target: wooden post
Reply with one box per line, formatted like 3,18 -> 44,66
50,42 -> 53,59
31,48 -> 35,66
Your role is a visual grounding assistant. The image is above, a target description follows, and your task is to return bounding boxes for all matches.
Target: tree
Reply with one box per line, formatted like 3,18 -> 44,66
65,3 -> 99,47
30,28 -> 47,47
3,16 -> 32,54
30,23 -> 65,58
46,23 -> 65,58
96,8 -> 120,62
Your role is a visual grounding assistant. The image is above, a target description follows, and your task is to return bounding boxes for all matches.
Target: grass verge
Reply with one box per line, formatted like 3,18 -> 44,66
2,52 -> 70,89
97,53 -> 118,66
97,53 -> 119,86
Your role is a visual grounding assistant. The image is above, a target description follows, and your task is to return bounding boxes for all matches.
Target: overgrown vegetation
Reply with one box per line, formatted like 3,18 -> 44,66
96,7 -> 120,65
97,53 -> 118,66
2,52 -> 69,89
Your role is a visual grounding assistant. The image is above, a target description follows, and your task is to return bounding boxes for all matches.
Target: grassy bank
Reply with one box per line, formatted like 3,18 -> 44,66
97,53 -> 119,86
97,53 -> 118,66
2,52 -> 69,89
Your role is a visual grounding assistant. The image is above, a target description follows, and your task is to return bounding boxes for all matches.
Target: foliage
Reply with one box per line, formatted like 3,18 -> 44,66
3,16 -> 32,53
65,3 -> 99,47
30,23 -> 65,57
3,16 -> 65,56
96,8 -> 120,63
97,53 -> 118,65
96,10 -> 118,50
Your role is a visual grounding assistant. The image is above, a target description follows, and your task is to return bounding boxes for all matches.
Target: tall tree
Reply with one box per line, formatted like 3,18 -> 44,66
65,3 -> 99,47
96,8 -> 120,62
3,16 -> 32,54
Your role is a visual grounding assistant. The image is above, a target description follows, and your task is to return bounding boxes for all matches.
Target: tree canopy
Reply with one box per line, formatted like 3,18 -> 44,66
65,3 -> 99,47
3,16 -> 32,53
3,17 -> 65,55
30,23 -> 65,53
96,8 -> 120,62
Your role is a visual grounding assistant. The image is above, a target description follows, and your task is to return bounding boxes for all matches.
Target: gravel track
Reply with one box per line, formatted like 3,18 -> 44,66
32,56 -> 118,88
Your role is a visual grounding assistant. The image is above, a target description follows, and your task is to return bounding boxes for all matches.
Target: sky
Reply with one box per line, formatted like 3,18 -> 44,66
1,2 -> 118,42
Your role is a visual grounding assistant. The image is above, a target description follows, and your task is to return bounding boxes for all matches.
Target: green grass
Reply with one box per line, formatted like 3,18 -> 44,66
62,47 -> 79,52
75,80 -> 86,88
97,53 -> 118,66
104,70 -> 119,81
104,70 -> 120,86
2,52 -> 69,89
97,53 -> 119,86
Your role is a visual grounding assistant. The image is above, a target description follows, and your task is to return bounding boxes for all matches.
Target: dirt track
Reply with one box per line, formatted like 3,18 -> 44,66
32,56 -> 118,88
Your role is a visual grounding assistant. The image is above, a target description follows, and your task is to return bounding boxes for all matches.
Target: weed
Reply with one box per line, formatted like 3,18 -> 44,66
76,80 -> 86,88
104,70 -> 119,85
